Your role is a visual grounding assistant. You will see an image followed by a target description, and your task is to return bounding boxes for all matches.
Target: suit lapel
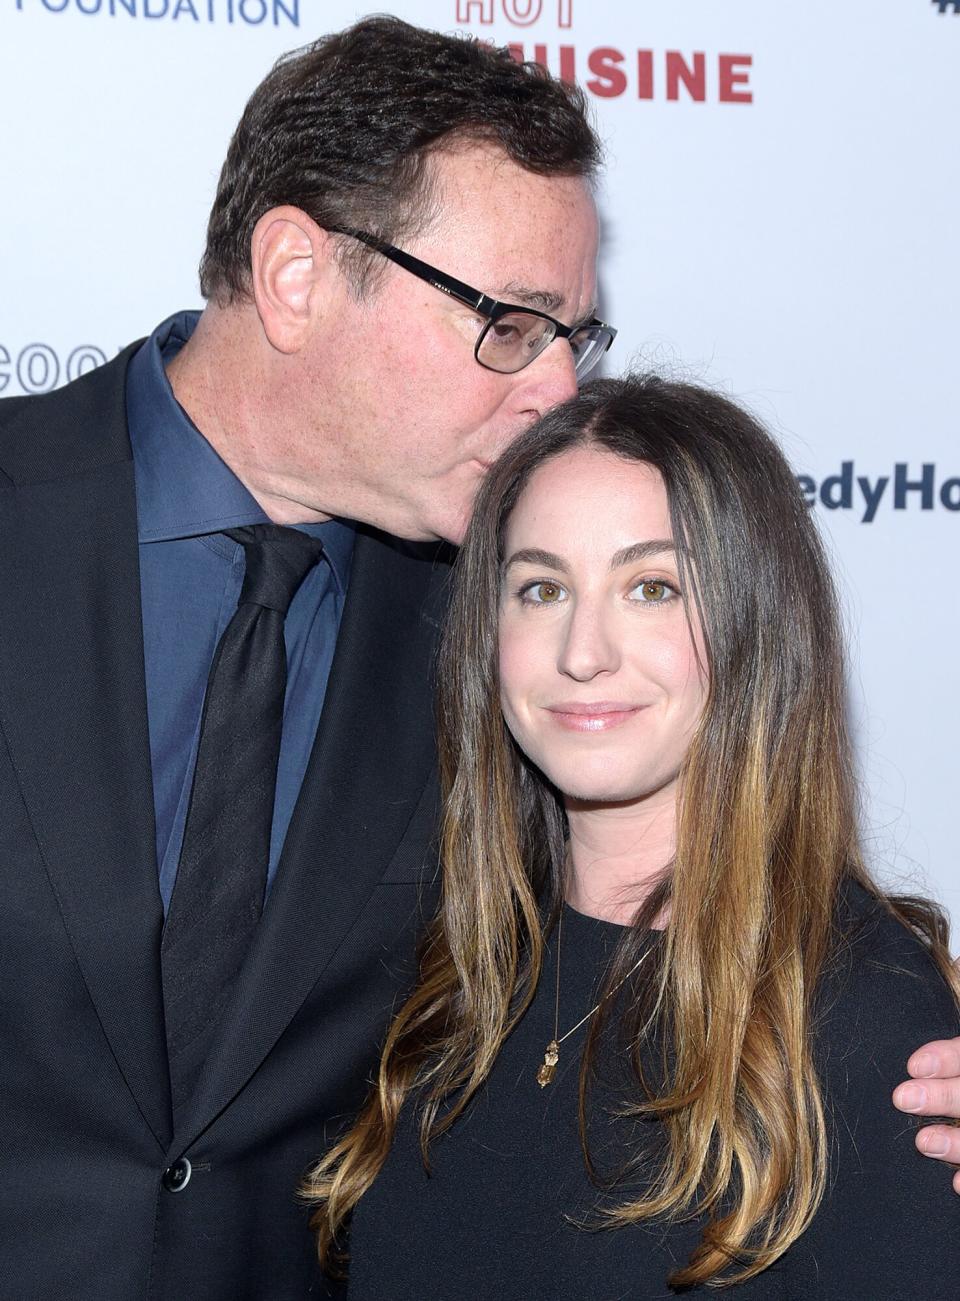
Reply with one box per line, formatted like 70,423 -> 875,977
0,362 -> 171,1151
174,528 -> 450,1149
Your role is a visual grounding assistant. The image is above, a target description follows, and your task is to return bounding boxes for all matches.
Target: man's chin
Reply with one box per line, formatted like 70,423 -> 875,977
429,505 -> 470,547
360,494 -> 470,546
377,517 -> 464,547
440,521 -> 468,547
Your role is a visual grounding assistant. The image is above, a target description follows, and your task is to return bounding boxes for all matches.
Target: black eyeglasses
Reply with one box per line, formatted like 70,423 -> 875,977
329,227 -> 616,379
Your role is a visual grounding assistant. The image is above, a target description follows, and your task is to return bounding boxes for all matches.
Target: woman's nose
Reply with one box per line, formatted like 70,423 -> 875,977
556,599 -> 621,682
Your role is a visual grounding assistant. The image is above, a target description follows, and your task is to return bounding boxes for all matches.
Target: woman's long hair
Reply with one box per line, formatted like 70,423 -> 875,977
303,375 -> 957,1286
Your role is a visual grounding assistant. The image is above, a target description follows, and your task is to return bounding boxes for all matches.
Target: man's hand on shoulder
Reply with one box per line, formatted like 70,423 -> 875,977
894,1038 -> 960,1192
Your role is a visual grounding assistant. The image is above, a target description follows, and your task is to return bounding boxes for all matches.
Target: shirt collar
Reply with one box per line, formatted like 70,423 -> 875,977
126,310 -> 354,593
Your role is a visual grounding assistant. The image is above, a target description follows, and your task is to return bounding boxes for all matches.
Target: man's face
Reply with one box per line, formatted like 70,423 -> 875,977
300,144 -> 600,543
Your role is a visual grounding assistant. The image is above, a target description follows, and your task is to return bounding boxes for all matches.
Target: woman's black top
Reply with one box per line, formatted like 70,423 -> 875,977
347,882 -> 960,1298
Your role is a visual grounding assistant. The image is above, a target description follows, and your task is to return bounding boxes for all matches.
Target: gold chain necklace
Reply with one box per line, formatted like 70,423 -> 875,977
536,907 -> 653,1087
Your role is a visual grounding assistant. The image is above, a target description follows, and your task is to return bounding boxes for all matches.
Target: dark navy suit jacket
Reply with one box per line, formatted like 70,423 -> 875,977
0,347 -> 450,1299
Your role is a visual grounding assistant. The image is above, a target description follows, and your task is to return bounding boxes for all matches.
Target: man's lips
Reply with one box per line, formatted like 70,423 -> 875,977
544,702 -> 644,733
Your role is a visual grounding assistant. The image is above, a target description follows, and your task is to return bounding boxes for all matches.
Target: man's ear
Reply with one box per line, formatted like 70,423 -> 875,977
249,206 -> 337,354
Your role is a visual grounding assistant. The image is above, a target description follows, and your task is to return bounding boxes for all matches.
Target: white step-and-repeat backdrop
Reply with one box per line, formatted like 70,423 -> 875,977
2,1 -> 957,916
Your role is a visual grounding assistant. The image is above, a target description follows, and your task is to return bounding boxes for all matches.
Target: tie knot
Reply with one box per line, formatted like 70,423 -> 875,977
225,524 -> 325,615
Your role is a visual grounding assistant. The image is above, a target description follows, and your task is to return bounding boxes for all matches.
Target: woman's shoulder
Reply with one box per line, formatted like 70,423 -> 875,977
815,876 -> 960,1081
827,875 -> 955,987
776,885 -> 960,1298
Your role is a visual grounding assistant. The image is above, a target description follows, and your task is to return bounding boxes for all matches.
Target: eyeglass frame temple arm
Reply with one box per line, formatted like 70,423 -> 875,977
327,226 -> 493,314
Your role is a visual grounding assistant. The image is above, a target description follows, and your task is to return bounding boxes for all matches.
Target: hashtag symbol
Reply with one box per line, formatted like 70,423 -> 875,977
933,1 -> 960,11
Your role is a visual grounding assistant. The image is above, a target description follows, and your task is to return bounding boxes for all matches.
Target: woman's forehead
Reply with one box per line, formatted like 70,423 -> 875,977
505,448 -> 670,556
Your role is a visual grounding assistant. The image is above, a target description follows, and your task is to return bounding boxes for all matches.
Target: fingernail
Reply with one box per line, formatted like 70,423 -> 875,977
922,1134 -> 950,1157
912,1052 -> 938,1077
896,1083 -> 927,1112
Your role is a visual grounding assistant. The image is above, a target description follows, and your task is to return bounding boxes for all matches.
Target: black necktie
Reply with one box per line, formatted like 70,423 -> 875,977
161,523 -> 325,1112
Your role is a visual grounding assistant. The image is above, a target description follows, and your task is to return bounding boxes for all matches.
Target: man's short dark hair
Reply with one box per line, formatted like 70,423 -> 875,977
199,15 -> 601,303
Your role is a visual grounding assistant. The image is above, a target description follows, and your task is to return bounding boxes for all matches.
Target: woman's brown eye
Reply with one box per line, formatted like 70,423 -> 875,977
633,580 -> 675,603
519,580 -> 566,605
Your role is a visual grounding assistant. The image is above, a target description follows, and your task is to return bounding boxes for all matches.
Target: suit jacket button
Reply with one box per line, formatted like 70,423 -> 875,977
162,1158 -> 192,1193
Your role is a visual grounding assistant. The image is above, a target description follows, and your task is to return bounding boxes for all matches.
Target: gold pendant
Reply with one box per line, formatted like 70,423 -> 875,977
537,1039 -> 559,1087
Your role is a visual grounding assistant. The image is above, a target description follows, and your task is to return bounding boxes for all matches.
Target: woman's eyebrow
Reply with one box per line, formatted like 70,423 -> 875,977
503,541 -> 676,575
503,547 -> 568,573
609,540 -> 675,570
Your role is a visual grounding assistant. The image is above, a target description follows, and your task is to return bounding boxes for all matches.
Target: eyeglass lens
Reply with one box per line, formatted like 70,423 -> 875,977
476,313 -> 612,378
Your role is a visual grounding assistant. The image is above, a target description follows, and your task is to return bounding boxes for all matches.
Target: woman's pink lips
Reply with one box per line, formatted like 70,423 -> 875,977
545,703 -> 643,732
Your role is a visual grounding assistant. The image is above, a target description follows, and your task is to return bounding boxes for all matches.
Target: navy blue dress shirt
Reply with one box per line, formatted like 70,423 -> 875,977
126,311 -> 355,913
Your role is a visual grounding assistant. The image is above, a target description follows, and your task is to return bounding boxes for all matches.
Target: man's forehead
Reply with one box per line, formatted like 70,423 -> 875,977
423,143 -> 599,311
428,139 -> 597,227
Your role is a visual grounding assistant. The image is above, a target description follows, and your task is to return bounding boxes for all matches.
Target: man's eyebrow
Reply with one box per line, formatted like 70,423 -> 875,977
495,282 -> 600,327
610,540 -> 676,570
496,282 -> 566,314
503,547 -> 568,573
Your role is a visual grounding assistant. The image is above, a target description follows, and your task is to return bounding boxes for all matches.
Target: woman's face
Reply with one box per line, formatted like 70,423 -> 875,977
498,445 -> 707,808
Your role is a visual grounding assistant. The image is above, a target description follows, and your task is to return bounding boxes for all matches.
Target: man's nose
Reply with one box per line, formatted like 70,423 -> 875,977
556,598 -> 620,682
